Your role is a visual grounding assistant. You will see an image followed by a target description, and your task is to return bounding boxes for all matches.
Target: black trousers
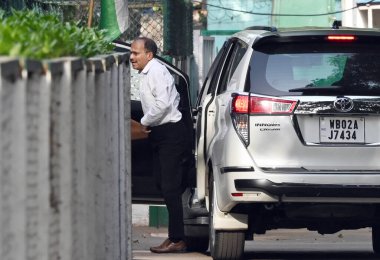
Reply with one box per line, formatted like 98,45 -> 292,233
149,120 -> 186,240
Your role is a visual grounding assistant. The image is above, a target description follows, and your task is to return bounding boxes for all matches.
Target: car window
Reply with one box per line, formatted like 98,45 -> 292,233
249,42 -> 380,96
196,41 -> 228,107
217,40 -> 248,95
206,40 -> 234,95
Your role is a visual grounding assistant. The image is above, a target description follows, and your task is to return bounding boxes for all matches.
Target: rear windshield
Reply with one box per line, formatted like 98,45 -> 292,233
249,42 -> 380,96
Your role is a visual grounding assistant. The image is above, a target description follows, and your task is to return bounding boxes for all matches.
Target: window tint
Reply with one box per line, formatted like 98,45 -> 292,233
207,40 -> 234,95
250,42 -> 380,96
229,41 -> 248,83
196,41 -> 228,107
217,40 -> 248,95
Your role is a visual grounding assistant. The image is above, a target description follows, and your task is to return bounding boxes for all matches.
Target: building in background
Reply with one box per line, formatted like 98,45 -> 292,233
272,0 -> 342,27
203,0 -> 380,55
342,0 -> 380,28
204,0 -> 343,53
205,0 -> 272,53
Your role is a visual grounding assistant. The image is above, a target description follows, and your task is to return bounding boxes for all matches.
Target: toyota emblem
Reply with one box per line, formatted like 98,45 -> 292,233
333,97 -> 354,112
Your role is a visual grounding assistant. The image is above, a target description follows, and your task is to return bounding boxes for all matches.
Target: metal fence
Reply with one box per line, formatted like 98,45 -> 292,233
123,0 -> 164,51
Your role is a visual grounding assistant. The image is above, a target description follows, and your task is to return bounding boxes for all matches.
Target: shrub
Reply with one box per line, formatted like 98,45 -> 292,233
0,10 -> 113,59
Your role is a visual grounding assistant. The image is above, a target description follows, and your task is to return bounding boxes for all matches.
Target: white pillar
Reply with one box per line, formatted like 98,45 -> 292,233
368,7 -> 374,28
341,0 -> 356,27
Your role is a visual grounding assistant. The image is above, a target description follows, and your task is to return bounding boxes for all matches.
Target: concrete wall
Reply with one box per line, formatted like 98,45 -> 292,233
0,53 -> 132,260
273,0 -> 339,27
206,0 -> 272,54
205,0 -> 343,54
132,205 -> 149,226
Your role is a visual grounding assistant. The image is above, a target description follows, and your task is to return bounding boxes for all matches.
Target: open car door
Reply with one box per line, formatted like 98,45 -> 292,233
113,41 -> 194,203
114,40 -> 209,252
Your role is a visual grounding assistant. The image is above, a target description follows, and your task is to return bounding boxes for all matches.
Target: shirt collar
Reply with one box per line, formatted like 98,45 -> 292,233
141,58 -> 156,74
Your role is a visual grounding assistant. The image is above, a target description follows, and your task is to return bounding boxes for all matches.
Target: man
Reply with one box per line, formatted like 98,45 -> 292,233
130,37 -> 187,253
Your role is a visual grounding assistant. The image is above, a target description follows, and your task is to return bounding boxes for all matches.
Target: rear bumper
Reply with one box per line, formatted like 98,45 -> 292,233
235,179 -> 380,198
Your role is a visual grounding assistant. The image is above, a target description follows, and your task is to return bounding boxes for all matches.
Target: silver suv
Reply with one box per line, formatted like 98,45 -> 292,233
195,26 -> 380,259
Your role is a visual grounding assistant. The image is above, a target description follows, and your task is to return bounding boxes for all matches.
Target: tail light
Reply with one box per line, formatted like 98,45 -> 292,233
327,35 -> 356,42
231,94 -> 298,146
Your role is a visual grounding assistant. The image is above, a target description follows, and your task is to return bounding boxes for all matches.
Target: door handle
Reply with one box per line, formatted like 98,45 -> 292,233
208,110 -> 215,115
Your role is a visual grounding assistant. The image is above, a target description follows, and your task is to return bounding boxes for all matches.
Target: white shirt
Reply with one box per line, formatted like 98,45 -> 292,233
139,58 -> 182,127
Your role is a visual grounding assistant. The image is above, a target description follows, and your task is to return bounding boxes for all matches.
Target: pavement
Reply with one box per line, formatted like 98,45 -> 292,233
132,225 -> 168,251
131,225 -> 374,260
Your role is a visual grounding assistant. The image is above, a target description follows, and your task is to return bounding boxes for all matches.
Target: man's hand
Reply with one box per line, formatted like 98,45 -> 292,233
141,124 -> 151,134
131,120 -> 149,140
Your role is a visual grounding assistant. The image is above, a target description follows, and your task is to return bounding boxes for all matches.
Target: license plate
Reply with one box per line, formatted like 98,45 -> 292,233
320,117 -> 365,143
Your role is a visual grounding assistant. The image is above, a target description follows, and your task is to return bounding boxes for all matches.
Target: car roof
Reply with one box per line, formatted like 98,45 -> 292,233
232,26 -> 380,46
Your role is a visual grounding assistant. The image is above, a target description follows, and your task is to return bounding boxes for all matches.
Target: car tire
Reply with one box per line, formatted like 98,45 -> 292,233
209,173 -> 245,260
373,226 -> 380,254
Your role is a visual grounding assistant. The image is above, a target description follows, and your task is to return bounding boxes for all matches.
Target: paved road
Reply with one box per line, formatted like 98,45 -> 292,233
132,226 -> 377,260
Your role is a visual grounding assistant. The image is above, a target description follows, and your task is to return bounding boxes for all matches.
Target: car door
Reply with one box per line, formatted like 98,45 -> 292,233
194,39 -> 236,200
113,41 -> 193,203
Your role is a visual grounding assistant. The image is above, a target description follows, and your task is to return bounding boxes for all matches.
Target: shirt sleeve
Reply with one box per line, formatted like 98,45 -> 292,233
140,67 -> 173,126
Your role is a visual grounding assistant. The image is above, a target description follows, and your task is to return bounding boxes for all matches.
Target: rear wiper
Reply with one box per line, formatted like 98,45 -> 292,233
288,85 -> 344,93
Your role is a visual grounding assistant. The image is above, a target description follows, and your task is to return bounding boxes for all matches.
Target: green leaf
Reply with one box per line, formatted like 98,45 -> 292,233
0,10 -> 113,59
